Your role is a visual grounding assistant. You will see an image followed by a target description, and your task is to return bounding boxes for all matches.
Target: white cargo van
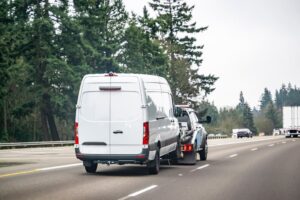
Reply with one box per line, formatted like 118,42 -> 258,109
74,73 -> 180,174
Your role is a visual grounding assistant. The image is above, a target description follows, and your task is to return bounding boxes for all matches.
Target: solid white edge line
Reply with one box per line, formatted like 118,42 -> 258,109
190,164 -> 210,172
208,137 -> 285,147
119,185 -> 158,200
229,154 -> 238,158
38,163 -> 82,171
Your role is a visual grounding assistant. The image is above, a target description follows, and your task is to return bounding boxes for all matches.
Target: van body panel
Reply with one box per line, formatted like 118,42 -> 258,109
75,73 -> 179,165
78,78 -> 110,155
109,76 -> 143,155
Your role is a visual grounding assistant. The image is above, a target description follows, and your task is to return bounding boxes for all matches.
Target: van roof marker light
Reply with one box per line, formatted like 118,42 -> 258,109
105,72 -> 118,77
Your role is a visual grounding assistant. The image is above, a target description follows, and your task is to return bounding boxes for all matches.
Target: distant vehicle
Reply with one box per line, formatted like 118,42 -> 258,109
232,128 -> 252,138
283,106 -> 300,138
74,73 -> 180,174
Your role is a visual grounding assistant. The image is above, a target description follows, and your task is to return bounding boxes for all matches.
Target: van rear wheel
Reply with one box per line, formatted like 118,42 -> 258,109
84,162 -> 98,173
148,150 -> 160,175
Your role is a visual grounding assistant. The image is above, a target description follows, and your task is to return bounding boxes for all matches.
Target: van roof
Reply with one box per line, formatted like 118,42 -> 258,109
83,73 -> 169,84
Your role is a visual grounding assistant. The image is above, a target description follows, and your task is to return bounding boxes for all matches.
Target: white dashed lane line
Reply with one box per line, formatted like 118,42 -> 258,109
119,185 -> 158,200
282,141 -> 286,144
229,154 -> 238,158
268,144 -> 274,147
190,164 -> 210,172
251,148 -> 258,151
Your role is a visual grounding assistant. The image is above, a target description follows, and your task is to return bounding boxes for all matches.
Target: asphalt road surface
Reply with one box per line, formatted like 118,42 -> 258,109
0,136 -> 299,200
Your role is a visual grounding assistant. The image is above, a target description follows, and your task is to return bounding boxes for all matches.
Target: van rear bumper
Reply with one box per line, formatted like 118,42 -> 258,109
75,148 -> 149,164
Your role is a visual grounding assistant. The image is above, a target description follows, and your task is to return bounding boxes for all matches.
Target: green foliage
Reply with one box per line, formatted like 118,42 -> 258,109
74,0 -> 128,73
260,88 -> 272,110
0,0 -> 217,142
275,84 -> 300,107
148,0 -> 218,104
236,92 -> 257,133
118,15 -> 168,76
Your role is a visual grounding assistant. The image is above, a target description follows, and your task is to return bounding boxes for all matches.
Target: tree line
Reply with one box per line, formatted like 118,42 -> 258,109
201,84 -> 300,136
0,0 -> 217,142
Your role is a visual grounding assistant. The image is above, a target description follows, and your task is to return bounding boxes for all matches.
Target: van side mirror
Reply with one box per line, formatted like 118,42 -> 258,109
199,116 -> 212,124
174,106 -> 183,117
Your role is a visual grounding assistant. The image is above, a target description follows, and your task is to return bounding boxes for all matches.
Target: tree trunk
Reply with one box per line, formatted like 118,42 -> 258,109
43,94 -> 60,141
40,106 -> 50,141
3,98 -> 7,135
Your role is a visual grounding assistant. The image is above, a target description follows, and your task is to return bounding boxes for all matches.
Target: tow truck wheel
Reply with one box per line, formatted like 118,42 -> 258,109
84,162 -> 98,173
148,149 -> 160,175
199,140 -> 208,161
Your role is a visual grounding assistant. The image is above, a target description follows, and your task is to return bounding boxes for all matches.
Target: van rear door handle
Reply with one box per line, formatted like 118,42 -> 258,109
113,130 -> 123,134
156,116 -> 166,120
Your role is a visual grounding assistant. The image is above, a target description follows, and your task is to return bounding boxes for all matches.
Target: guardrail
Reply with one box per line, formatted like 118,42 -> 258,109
0,141 -> 74,149
208,135 -> 228,139
1,136 -> 229,149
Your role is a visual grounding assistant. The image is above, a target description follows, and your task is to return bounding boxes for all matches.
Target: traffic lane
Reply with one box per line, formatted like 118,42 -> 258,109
0,136 -> 285,175
0,136 -> 288,177
0,161 -> 204,200
0,146 -> 77,174
0,138 -> 297,200
208,135 -> 285,147
207,137 -> 294,163
137,138 -> 300,200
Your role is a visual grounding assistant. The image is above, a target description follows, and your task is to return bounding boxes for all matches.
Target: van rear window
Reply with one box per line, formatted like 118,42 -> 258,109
80,91 -> 142,122
80,91 -> 110,121
111,91 -> 142,121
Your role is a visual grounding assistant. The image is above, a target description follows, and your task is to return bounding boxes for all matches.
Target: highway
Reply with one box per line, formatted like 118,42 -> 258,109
0,136 -> 299,200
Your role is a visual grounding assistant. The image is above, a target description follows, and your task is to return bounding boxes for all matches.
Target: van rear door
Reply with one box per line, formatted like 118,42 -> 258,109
109,76 -> 144,155
78,76 -> 110,155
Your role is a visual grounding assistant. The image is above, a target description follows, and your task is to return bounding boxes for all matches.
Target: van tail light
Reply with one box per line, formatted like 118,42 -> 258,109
143,122 -> 149,145
181,144 -> 193,152
74,122 -> 79,145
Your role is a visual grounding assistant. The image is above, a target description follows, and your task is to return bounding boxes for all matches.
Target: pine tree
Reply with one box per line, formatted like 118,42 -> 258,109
74,0 -> 128,73
0,0 -> 13,141
260,88 -> 272,110
148,0 -> 217,104
119,13 -> 168,76
237,92 -> 257,133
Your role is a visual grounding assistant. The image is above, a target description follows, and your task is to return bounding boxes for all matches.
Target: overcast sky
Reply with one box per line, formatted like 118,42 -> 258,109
123,0 -> 300,108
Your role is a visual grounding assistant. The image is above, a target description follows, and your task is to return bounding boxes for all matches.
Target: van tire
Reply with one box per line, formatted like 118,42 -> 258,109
148,150 -> 160,175
199,140 -> 208,161
170,137 -> 181,164
84,162 -> 98,173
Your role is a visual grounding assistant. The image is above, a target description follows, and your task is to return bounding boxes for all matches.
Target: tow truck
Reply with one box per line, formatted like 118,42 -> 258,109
174,105 -> 211,164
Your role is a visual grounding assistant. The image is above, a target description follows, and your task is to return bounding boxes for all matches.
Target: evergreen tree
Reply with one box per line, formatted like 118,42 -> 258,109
119,14 -> 168,76
74,0 -> 128,73
260,88 -> 272,110
264,101 -> 280,129
0,0 -> 13,141
237,92 -> 257,133
148,0 -> 217,104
